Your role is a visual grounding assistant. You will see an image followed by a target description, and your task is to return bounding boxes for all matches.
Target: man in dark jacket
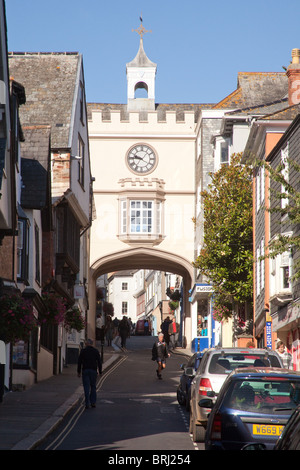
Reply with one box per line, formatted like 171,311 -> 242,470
118,316 -> 130,350
77,339 -> 102,409
152,333 -> 170,380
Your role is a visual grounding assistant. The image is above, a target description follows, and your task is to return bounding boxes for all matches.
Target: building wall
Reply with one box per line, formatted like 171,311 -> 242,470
270,125 -> 300,307
108,273 -> 137,321
88,108 -> 197,346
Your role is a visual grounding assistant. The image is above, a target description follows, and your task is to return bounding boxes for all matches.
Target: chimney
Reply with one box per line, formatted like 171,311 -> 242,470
287,48 -> 300,106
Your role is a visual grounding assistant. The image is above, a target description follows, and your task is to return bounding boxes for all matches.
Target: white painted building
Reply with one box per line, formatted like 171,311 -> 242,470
87,26 -> 206,348
108,271 -> 137,323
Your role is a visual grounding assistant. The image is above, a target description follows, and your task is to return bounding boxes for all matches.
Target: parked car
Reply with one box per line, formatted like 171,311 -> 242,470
135,319 -> 152,335
177,352 -> 203,411
189,347 -> 284,442
203,367 -> 300,450
243,404 -> 300,451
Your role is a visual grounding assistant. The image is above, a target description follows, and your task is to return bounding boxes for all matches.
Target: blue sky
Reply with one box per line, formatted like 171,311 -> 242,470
5,0 -> 300,105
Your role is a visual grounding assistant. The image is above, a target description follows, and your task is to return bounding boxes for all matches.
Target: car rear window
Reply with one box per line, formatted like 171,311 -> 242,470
208,353 -> 281,374
224,378 -> 300,414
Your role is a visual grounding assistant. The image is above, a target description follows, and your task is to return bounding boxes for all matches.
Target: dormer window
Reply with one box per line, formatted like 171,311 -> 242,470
214,137 -> 231,171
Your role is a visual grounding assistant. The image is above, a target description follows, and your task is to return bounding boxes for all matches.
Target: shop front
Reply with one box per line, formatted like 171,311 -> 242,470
189,284 -> 220,352
272,298 -> 300,371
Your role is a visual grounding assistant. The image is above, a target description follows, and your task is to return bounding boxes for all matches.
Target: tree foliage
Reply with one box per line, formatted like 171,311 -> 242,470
194,153 -> 253,317
258,157 -> 300,280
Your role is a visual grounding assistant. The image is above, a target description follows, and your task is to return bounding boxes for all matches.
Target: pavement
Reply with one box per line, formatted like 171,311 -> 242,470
0,340 -> 192,451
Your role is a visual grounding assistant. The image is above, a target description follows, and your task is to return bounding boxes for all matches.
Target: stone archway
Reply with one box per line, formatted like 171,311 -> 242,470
88,246 -> 193,346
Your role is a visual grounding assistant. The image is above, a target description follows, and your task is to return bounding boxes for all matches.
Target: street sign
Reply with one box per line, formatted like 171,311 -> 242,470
266,322 -> 272,349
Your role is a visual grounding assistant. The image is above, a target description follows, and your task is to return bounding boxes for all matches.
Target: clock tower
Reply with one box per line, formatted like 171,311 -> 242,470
126,19 -> 157,112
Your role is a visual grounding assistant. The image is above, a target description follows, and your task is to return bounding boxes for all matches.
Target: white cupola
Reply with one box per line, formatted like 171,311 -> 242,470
126,20 -> 157,111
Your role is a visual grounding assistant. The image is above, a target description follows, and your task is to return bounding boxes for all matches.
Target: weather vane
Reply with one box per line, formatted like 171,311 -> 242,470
132,13 -> 152,38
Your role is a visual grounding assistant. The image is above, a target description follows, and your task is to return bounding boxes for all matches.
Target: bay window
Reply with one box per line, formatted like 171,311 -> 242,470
119,197 -> 164,245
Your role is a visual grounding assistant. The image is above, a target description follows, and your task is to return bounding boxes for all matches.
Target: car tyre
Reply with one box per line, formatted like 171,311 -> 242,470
192,421 -> 205,443
190,408 -> 205,442
189,411 -> 193,435
185,389 -> 190,411
177,387 -> 185,406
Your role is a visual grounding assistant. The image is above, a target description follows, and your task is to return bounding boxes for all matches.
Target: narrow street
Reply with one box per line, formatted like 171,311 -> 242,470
37,336 -> 204,452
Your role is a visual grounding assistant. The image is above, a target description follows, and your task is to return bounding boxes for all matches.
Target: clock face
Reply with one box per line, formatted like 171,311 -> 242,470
127,144 -> 157,174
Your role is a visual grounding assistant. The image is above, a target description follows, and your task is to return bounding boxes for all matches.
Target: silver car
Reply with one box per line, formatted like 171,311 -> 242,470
189,347 -> 284,442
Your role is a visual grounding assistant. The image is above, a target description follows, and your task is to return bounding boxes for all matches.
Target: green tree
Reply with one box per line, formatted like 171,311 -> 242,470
258,157 -> 300,280
194,153 -> 253,320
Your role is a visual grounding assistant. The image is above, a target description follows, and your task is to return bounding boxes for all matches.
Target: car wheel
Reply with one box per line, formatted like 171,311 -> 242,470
192,421 -> 206,443
189,411 -> 193,435
177,388 -> 185,406
185,390 -> 190,411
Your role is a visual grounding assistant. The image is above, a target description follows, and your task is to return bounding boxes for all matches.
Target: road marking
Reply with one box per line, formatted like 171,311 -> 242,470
44,356 -> 127,450
130,398 -> 161,404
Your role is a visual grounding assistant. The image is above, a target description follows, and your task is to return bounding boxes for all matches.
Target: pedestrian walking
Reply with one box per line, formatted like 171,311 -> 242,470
96,313 -> 105,342
161,316 -> 171,346
77,339 -> 102,409
168,317 -> 179,350
276,340 -> 293,369
152,333 -> 170,380
118,316 -> 130,350
105,315 -> 114,346
144,319 -> 149,335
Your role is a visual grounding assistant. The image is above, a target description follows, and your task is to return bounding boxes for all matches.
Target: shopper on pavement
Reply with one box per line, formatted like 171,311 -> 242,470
168,317 -> 179,350
160,316 -> 171,347
276,340 -> 293,369
105,315 -> 114,346
118,316 -> 130,350
152,333 -> 170,380
77,339 -> 102,409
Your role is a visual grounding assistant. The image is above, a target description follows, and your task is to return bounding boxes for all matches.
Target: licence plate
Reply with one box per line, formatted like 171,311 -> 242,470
252,424 -> 284,437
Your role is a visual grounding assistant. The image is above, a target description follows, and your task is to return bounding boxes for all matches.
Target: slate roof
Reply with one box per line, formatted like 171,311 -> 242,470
8,52 -> 81,149
20,125 -> 51,209
259,103 -> 300,121
214,72 -> 288,109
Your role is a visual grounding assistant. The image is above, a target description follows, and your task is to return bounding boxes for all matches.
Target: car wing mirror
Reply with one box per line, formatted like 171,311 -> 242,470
198,398 -> 214,409
185,367 -> 195,377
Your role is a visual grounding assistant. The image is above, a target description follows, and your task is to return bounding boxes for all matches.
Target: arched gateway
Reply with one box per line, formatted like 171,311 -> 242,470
87,19 -> 211,349
88,247 -> 193,343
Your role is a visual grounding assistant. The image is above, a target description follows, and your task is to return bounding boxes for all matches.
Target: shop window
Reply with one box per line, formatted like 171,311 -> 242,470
197,298 -> 208,336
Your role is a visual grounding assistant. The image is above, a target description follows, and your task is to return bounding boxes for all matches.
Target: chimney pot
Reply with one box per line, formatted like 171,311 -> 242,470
291,48 -> 300,64
287,48 -> 300,106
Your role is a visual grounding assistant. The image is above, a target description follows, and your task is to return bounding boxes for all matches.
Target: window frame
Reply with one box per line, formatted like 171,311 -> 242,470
119,196 -> 164,245
17,217 -> 30,283
78,134 -> 85,188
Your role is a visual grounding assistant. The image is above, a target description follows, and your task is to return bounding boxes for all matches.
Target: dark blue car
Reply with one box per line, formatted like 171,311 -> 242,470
177,352 -> 203,411
203,367 -> 300,450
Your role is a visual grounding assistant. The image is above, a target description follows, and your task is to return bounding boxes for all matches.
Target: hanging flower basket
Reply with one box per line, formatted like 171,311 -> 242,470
0,293 -> 38,344
103,301 -> 114,316
41,293 -> 67,326
64,307 -> 86,332
168,300 -> 179,312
